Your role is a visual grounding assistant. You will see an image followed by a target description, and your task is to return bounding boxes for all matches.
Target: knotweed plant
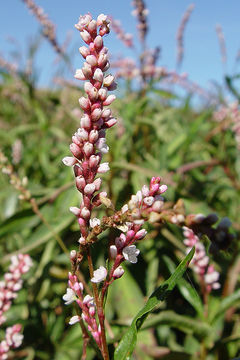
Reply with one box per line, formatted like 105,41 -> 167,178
61,13 -> 235,360
0,254 -> 32,360
61,14 -> 173,359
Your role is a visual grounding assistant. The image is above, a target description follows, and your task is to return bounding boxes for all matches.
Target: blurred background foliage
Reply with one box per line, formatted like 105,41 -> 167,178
1,5 -> 240,360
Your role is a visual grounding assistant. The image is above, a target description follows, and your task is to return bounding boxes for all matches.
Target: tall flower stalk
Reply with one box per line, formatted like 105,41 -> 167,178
62,14 -> 168,359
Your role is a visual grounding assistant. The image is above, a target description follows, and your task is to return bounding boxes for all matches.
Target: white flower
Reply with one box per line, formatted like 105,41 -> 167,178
122,245 -> 140,264
12,333 -> 23,347
69,315 -> 80,325
90,218 -> 101,228
83,295 -> 94,305
97,162 -> 110,173
62,288 -> 76,305
143,196 -> 154,206
91,266 -> 107,283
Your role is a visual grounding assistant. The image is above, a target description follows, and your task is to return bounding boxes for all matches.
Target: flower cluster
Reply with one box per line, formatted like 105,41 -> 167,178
0,254 -> 32,325
0,254 -> 32,359
176,3 -> 195,68
109,17 -> 134,48
183,226 -> 220,292
132,0 -> 149,43
62,13 -> 117,241
21,0 -> 63,54
91,177 -> 168,288
214,101 -> 240,150
63,273 -> 101,346
0,324 -> 23,360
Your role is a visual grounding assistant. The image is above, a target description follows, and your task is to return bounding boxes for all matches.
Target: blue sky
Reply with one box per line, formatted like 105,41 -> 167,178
1,0 -> 240,90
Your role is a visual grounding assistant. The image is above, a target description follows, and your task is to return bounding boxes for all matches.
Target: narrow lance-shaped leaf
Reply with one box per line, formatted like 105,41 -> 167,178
114,247 -> 195,360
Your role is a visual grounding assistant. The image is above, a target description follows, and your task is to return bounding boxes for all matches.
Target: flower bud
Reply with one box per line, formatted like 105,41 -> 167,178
69,207 -> 81,216
103,74 -> 115,87
62,157 -> 77,166
93,178 -> 102,190
101,108 -> 111,118
89,155 -> 100,168
91,108 -> 102,121
105,118 -> 117,128
97,162 -> 110,173
81,207 -> 90,219
74,69 -> 86,80
135,229 -> 147,240
84,183 -> 96,195
94,35 -> 103,50
79,46 -> 90,58
93,68 -> 104,83
89,129 -> 99,143
98,88 -> 108,101
83,142 -> 94,157
103,95 -> 116,106
110,245 -> 117,259
86,55 -> 98,67
113,266 -> 124,279
70,250 -> 77,260
80,114 -> 91,129
76,176 -> 86,191
79,97 -> 91,111
70,143 -> 82,158
80,30 -> 92,44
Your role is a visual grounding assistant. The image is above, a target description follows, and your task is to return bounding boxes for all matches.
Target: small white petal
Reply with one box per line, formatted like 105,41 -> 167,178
69,315 -> 80,325
91,266 -> 107,283
89,218 -> 101,228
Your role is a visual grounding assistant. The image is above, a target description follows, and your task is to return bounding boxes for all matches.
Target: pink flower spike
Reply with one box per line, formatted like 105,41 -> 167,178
91,266 -> 107,283
62,157 -> 77,167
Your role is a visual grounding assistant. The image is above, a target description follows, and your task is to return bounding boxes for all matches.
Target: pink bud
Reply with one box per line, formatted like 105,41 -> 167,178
77,128 -> 89,141
89,155 -> 100,168
126,230 -> 135,241
80,30 -> 92,44
82,62 -> 92,79
70,143 -> 82,158
103,95 -> 116,106
88,19 -> 97,34
94,35 -> 103,50
84,183 -> 96,195
135,229 -> 147,240
105,118 -> 117,128
86,55 -> 98,67
98,53 -> 108,68
115,234 -> 126,248
81,207 -> 90,219
159,184 -> 168,194
110,245 -> 117,259
62,157 -> 77,166
93,68 -> 104,82
74,69 -> 86,80
103,74 -> 115,87
113,266 -> 124,279
91,108 -> 102,121
76,176 -> 86,191
101,108 -> 111,118
97,14 -> 108,26
79,46 -> 90,58
69,207 -> 81,216
97,162 -> 110,173
98,88 -> 108,101
93,178 -> 102,190
83,142 -> 94,157
79,97 -> 91,111
142,185 -> 149,197
89,306 -> 96,316
72,134 -> 81,146
89,129 -> 99,143
70,250 -> 77,260
80,114 -> 91,129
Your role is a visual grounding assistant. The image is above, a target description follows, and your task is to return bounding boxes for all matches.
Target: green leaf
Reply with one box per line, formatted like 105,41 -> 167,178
211,289 -> 240,324
114,247 -> 195,360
